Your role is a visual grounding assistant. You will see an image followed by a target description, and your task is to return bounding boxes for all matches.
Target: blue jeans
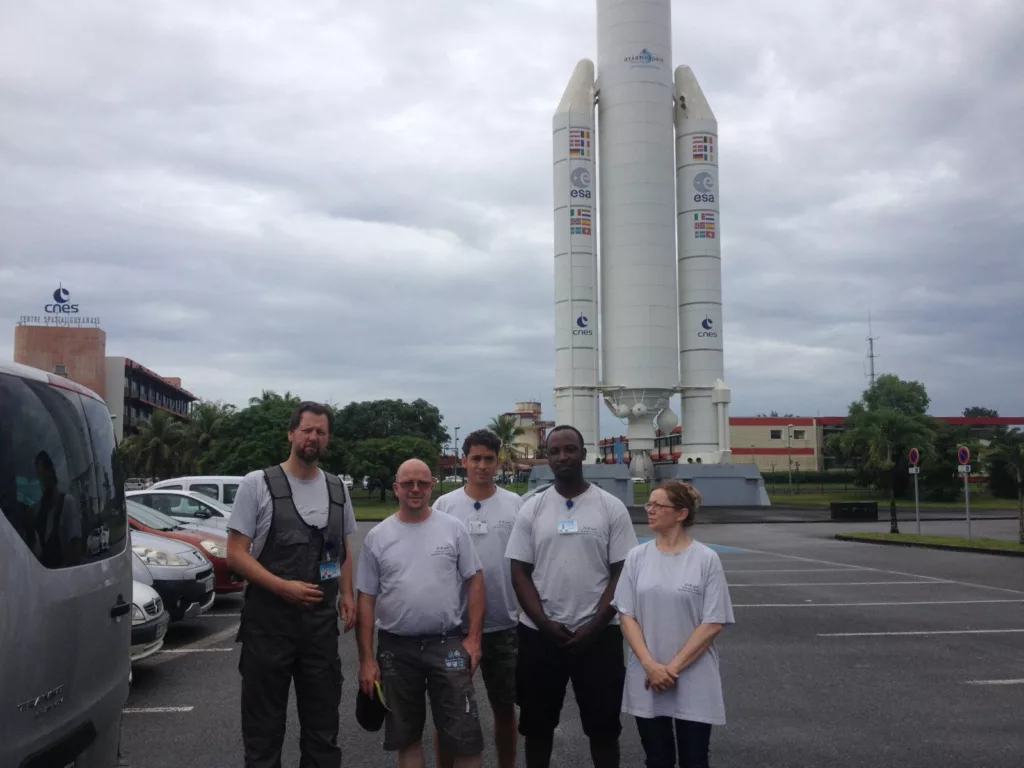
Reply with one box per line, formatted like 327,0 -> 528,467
634,716 -> 712,768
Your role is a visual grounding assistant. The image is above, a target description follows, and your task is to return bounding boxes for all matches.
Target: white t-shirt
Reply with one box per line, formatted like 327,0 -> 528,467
504,483 -> 638,632
355,510 -> 483,636
227,468 -> 358,559
612,539 -> 735,725
433,486 -> 522,633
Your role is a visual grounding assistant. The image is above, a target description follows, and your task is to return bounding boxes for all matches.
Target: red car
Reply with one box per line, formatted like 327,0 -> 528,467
127,500 -> 244,594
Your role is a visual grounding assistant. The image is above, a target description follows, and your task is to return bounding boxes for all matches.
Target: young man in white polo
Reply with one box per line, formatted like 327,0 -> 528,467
505,425 -> 639,768
432,429 -> 523,768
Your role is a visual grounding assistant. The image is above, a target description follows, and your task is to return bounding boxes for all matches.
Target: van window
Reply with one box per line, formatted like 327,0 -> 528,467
191,483 -> 219,501
0,373 -> 128,569
223,483 -> 239,504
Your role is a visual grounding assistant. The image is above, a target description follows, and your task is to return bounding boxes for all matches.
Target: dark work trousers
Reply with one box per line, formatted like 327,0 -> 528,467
239,604 -> 342,768
634,716 -> 712,768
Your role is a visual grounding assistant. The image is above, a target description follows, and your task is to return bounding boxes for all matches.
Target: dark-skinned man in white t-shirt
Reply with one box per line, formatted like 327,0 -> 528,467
505,425 -> 639,768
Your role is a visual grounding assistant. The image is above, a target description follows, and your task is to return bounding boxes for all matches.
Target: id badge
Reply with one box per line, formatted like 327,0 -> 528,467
557,519 -> 579,534
468,520 -> 488,535
319,559 -> 340,581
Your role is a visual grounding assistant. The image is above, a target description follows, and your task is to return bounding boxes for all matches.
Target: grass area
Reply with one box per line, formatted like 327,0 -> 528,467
838,532 -> 1024,553
767,492 -> 1016,510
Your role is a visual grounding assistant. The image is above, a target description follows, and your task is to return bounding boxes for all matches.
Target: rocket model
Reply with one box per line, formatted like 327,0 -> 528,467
552,0 -> 732,476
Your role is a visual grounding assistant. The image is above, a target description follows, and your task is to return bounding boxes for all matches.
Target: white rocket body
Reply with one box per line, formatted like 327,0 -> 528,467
553,0 -> 730,469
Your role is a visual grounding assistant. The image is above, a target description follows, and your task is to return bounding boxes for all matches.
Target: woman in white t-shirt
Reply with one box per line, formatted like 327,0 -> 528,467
611,481 -> 735,768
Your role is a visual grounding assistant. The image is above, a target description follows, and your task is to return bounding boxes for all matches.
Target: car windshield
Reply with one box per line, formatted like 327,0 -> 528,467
188,493 -> 232,514
127,499 -> 183,531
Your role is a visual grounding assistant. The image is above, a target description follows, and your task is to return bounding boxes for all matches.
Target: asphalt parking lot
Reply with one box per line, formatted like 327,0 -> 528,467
121,517 -> 1024,767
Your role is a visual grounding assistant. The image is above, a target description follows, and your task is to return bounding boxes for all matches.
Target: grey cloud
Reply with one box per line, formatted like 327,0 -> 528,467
2,0 -> 1023,442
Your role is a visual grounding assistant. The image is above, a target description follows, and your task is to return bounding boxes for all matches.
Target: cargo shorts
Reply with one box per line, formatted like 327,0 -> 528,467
480,627 -> 518,706
377,629 -> 484,756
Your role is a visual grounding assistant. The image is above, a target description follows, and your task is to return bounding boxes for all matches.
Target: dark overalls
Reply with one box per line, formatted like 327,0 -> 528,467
237,465 -> 348,768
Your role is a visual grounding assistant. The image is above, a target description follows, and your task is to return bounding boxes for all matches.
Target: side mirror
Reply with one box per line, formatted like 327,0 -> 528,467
195,510 -> 212,519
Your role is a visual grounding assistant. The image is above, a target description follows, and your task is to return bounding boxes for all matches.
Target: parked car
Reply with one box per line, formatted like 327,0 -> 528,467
130,581 -> 169,663
146,475 -> 244,507
130,528 -> 217,620
0,360 -> 132,768
127,488 -> 232,530
126,500 -> 243,594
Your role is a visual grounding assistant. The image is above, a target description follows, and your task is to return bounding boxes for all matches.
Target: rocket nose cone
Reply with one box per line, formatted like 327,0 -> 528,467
674,65 -> 715,121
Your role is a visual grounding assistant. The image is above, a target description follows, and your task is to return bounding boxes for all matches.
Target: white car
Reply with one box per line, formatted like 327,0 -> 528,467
130,581 -> 169,663
127,489 -> 232,530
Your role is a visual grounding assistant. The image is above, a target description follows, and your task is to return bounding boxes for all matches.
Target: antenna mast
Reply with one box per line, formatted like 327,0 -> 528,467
866,313 -> 879,387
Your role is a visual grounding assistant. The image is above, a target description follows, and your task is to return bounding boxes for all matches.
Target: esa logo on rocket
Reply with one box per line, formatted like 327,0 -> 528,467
570,167 -> 592,199
693,171 -> 715,204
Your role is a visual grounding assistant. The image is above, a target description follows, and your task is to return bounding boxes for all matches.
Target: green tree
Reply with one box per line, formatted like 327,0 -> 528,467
205,396 -> 299,475
963,406 -> 999,419
347,436 -> 440,502
488,414 -> 524,480
335,399 -> 449,445
982,430 -> 1024,544
122,410 -> 185,481
837,376 -> 937,532
860,374 -> 929,416
177,401 -> 234,474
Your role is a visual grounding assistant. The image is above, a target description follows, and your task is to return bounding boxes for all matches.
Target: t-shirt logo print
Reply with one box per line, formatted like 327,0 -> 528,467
445,649 -> 466,671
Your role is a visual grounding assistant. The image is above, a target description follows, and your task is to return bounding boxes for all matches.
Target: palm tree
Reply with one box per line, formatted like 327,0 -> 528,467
838,408 -> 935,533
127,410 -> 185,481
178,401 -> 228,474
983,430 -> 1024,544
488,414 -> 524,481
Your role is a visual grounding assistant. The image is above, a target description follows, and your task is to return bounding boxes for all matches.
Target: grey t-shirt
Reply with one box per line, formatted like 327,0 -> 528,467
612,539 -> 735,725
504,484 -> 639,632
355,510 -> 483,636
227,467 -> 358,559
433,486 -> 522,633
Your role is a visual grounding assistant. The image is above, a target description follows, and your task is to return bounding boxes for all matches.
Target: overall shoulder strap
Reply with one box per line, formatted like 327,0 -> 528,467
262,465 -> 293,499
323,472 -> 346,508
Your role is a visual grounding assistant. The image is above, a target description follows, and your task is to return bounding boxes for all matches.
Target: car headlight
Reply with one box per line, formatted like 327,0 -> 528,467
132,605 -> 146,624
132,544 -> 188,566
200,540 -> 226,558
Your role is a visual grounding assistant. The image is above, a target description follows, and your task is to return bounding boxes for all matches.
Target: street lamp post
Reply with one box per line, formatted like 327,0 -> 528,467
787,423 -> 794,489
453,426 -> 460,484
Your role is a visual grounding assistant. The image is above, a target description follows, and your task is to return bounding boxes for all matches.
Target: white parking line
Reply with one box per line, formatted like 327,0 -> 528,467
148,624 -> 239,666
724,546 -> 1024,595
966,679 -> 1024,685
123,707 -> 194,714
730,580 -> 951,587
734,599 -> 1024,608
200,613 -> 241,618
160,648 -> 233,653
725,568 -> 863,573
819,629 -> 1024,637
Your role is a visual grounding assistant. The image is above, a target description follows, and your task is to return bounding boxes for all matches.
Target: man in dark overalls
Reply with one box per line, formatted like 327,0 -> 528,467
227,401 -> 358,768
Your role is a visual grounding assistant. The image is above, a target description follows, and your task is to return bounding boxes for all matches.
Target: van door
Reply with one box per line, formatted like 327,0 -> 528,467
0,373 -> 131,768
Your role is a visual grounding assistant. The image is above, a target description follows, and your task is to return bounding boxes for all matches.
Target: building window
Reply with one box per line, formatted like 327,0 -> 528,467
770,429 -> 782,440
793,429 -> 806,440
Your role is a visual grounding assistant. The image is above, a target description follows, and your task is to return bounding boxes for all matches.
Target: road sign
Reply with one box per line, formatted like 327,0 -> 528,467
908,467 -> 920,475
908,447 -> 920,465
958,464 -> 971,474
957,446 -> 970,465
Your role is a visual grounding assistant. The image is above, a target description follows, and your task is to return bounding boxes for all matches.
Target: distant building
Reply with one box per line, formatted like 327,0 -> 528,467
13,324 -> 196,442
104,357 -> 197,441
599,415 -> 1024,474
503,401 -> 555,459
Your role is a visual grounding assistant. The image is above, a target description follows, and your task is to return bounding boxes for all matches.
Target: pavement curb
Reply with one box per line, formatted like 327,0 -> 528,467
834,534 -> 1024,558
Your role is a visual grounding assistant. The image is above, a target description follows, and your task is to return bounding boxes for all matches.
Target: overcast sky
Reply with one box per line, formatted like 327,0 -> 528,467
2,0 -> 1022,439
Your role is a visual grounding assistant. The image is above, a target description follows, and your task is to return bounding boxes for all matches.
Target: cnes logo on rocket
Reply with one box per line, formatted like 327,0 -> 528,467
574,314 -> 593,336
698,315 -> 718,338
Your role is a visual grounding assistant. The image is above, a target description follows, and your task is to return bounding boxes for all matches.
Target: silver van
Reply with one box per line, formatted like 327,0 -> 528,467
0,360 -> 132,768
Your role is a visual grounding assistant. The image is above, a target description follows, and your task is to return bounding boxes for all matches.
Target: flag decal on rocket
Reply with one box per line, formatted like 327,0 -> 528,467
569,128 -> 592,157
570,206 -> 593,236
691,134 -> 714,162
693,212 -> 716,239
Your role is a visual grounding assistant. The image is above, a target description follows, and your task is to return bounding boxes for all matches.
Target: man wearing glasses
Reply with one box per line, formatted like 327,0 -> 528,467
355,458 -> 487,768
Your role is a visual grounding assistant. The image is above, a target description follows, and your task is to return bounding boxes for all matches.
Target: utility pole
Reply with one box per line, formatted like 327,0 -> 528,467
866,312 -> 879,387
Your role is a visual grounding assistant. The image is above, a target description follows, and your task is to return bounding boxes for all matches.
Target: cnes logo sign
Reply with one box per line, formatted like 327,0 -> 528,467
46,284 -> 79,314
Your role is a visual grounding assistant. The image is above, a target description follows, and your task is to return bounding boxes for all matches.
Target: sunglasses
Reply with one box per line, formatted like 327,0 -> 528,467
397,480 -> 433,490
